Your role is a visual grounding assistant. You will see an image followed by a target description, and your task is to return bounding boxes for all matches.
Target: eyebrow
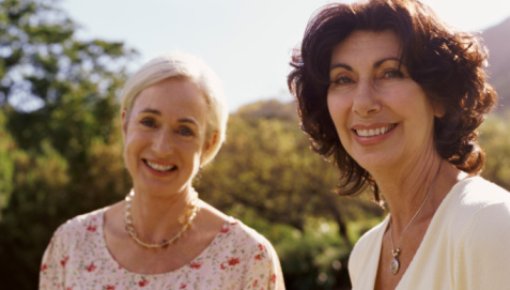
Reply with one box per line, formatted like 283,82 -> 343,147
329,57 -> 402,72
178,117 -> 199,126
141,108 -> 161,115
140,108 -> 199,126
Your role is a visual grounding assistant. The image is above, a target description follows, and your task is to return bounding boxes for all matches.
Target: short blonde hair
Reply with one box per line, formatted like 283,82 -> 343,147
120,52 -> 228,166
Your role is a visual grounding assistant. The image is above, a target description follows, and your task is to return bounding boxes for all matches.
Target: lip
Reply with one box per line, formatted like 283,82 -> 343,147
142,159 -> 177,176
351,123 -> 398,145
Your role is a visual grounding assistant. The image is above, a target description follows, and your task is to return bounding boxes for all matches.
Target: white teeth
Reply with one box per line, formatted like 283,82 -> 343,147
355,125 -> 393,137
146,160 -> 176,172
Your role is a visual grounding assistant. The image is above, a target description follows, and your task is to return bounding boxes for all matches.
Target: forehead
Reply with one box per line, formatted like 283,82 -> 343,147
330,30 -> 402,64
132,78 -> 209,123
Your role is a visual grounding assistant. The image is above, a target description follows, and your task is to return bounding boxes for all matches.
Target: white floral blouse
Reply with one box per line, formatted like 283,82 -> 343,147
39,207 -> 284,290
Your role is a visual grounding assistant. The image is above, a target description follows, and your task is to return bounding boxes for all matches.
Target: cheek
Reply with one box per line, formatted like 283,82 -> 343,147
122,135 -> 134,172
327,95 -> 349,130
123,131 -> 140,166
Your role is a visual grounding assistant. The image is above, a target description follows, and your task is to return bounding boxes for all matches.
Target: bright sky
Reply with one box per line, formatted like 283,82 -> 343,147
61,0 -> 510,111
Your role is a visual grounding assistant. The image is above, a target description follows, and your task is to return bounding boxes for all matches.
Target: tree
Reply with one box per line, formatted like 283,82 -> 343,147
0,0 -> 134,288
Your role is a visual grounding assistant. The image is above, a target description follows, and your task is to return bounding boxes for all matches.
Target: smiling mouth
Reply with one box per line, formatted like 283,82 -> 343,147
143,159 -> 177,172
353,124 -> 397,137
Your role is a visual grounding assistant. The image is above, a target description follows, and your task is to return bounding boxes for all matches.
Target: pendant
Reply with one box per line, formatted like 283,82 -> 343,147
390,248 -> 401,275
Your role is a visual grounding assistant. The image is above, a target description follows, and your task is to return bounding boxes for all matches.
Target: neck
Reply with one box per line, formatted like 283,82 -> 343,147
370,150 -> 450,233
128,185 -> 199,242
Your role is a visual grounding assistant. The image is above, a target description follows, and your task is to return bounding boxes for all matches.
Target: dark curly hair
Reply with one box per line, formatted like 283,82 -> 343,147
287,0 -> 497,201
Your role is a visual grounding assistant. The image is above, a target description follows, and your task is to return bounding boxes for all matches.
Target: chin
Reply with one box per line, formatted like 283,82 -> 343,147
354,154 -> 396,172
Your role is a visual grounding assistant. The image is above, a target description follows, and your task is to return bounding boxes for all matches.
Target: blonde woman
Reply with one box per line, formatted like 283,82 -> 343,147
40,52 -> 285,290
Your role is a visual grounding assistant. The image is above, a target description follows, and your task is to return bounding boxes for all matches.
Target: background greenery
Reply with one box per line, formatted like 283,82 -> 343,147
1,0 -> 509,289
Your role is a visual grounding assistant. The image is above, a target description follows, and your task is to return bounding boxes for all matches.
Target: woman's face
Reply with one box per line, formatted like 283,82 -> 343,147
122,77 -> 213,196
327,30 -> 440,172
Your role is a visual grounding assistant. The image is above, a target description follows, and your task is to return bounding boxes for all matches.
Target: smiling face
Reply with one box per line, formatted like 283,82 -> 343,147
122,77 -> 213,197
327,30 -> 440,173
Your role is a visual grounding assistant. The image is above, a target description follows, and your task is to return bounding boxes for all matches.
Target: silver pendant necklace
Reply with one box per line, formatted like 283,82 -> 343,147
388,164 -> 441,275
388,191 -> 430,274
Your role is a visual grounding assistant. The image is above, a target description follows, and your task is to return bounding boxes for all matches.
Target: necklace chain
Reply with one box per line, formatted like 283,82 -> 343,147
388,164 -> 442,275
124,189 -> 200,249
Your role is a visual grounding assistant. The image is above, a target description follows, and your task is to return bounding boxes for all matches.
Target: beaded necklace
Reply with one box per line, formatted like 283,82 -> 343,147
124,190 -> 200,249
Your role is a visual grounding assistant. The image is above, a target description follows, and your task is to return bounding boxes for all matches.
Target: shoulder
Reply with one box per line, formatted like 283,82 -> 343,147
446,176 -> 510,225
223,219 -> 278,259
198,203 -> 278,261
40,207 -> 108,282
206,219 -> 284,289
56,207 -> 106,235
444,177 -> 510,288
442,176 -> 510,253
49,207 -> 107,249
213,219 -> 282,272
457,176 -> 510,233
456,175 -> 509,203
230,220 -> 284,289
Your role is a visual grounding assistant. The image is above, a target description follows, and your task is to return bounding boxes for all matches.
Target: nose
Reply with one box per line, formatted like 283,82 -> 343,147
352,80 -> 381,117
152,130 -> 174,155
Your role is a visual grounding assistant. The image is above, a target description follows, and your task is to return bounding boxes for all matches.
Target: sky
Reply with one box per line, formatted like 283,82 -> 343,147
61,0 -> 510,111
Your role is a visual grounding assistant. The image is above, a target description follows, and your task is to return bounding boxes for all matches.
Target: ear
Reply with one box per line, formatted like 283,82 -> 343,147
121,110 -> 128,138
431,99 -> 445,118
433,103 -> 445,118
201,130 -> 219,163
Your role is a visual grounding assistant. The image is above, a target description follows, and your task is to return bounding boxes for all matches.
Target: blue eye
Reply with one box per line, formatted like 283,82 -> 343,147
140,117 -> 156,128
177,126 -> 195,137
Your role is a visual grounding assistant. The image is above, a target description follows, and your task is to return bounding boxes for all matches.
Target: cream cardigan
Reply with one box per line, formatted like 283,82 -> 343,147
349,176 -> 510,290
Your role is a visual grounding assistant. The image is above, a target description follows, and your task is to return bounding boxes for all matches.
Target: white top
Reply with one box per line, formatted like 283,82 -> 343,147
39,207 -> 284,290
349,176 -> 510,290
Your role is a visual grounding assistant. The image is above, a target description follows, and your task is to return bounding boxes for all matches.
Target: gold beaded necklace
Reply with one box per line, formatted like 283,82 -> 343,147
124,189 -> 200,249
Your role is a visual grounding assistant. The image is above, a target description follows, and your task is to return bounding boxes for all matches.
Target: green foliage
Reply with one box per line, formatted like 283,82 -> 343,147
0,0 -> 134,288
0,112 -> 15,216
0,139 -> 69,289
479,112 -> 510,190
276,218 -> 351,290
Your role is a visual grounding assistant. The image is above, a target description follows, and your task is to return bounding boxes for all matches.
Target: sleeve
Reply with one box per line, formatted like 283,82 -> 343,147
456,201 -> 510,290
243,239 -> 286,290
39,224 -> 69,290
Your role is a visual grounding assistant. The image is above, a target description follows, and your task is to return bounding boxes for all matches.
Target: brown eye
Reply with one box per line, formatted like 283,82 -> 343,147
382,69 -> 404,79
331,75 -> 354,85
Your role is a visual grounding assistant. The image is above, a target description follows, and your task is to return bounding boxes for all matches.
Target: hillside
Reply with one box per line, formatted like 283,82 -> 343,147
483,17 -> 510,113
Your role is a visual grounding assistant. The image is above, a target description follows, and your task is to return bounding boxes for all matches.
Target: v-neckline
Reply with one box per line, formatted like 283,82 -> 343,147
367,176 -> 474,290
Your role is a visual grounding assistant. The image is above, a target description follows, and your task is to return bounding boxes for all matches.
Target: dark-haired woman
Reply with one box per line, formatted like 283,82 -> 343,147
288,0 -> 510,289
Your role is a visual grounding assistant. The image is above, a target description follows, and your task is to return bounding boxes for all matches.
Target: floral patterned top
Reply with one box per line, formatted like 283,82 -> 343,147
39,207 -> 285,290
